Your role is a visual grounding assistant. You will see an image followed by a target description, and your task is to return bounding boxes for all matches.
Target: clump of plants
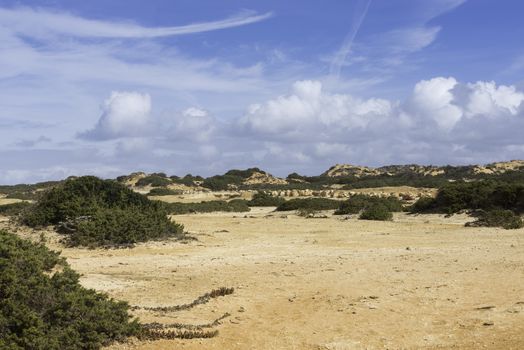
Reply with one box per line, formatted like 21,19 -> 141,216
0,181 -> 59,201
0,201 -> 31,217
166,199 -> 250,215
359,203 -> 394,221
148,188 -> 184,196
0,230 -> 140,349
135,175 -> 172,187
247,191 -> 286,207
171,174 -> 204,187
334,194 -> 403,215
201,168 -> 272,191
408,181 -> 524,229
20,176 -> 184,248
410,181 -> 524,214
275,198 -> 341,212
466,209 -> 523,230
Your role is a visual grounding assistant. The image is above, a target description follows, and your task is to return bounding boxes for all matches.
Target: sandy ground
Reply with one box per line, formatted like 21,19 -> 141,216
2,209 -> 524,349
148,190 -> 253,203
0,198 -> 24,205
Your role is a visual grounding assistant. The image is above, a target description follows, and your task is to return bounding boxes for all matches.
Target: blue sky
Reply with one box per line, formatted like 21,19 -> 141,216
1,0 -> 524,184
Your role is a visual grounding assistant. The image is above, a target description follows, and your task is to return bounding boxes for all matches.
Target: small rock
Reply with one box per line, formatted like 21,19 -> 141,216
483,321 -> 494,326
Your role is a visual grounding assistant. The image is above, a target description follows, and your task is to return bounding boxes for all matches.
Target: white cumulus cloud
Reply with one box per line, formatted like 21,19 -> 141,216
407,76 -> 463,130
81,91 -> 152,140
169,107 -> 216,143
240,80 -> 393,138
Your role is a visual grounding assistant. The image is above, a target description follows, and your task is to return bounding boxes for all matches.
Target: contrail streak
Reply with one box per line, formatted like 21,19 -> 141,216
329,0 -> 372,80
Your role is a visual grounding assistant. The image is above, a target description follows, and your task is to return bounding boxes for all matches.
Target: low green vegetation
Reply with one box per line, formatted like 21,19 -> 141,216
148,188 -> 184,196
202,168 -> 272,191
0,230 -> 140,349
202,175 -> 243,191
0,181 -> 59,200
135,175 -> 172,187
275,198 -> 341,211
59,207 -> 184,248
466,209 -> 523,230
0,201 -> 31,216
359,203 -> 394,221
247,191 -> 286,207
410,181 -> 524,229
165,199 -> 250,214
20,176 -> 184,248
171,174 -> 204,187
334,194 -> 403,215
410,181 -> 524,214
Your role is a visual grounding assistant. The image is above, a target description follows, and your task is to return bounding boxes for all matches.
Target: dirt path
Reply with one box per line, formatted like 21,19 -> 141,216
36,208 -> 524,349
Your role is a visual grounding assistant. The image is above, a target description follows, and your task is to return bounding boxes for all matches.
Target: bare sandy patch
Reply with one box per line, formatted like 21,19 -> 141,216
3,208 -> 523,349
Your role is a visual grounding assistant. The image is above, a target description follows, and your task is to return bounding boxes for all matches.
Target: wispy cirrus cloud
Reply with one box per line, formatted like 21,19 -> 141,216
329,0 -> 372,79
327,0 -> 466,80
0,7 -> 272,38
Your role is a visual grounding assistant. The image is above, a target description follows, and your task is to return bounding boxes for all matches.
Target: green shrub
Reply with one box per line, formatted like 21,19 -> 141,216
0,202 -> 31,216
409,196 -> 436,213
410,181 -> 524,214
166,200 -> 250,214
171,174 -> 204,187
335,194 -> 403,215
224,168 -> 264,178
135,175 -> 172,187
466,210 -> 523,230
0,182 -> 59,201
247,192 -> 286,207
275,198 -> 340,211
63,207 -> 184,248
20,176 -> 184,247
148,188 -> 183,196
202,175 -> 243,191
0,230 -> 139,349
359,203 -> 393,221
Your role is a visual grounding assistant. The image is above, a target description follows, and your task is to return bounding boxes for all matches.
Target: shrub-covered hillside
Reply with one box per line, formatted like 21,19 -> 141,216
20,176 -> 184,247
410,181 -> 524,229
410,181 -> 524,214
0,230 -> 140,349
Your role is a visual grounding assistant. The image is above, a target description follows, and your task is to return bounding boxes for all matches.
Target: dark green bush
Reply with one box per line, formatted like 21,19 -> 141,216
166,200 -> 250,214
466,210 -> 523,230
286,172 -> 307,181
334,194 -> 403,215
408,196 -> 436,213
171,174 -> 204,187
224,168 -> 264,178
135,175 -> 172,187
202,175 -> 243,191
410,181 -> 524,214
64,207 -> 184,248
247,192 -> 286,207
20,176 -> 184,247
0,230 -> 139,349
148,188 -> 184,196
275,198 -> 340,211
0,182 -> 59,201
0,202 -> 31,216
359,203 -> 393,221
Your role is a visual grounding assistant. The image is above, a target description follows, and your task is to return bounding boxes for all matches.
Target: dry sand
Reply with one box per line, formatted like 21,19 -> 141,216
0,198 -> 25,205
3,208 -> 524,349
